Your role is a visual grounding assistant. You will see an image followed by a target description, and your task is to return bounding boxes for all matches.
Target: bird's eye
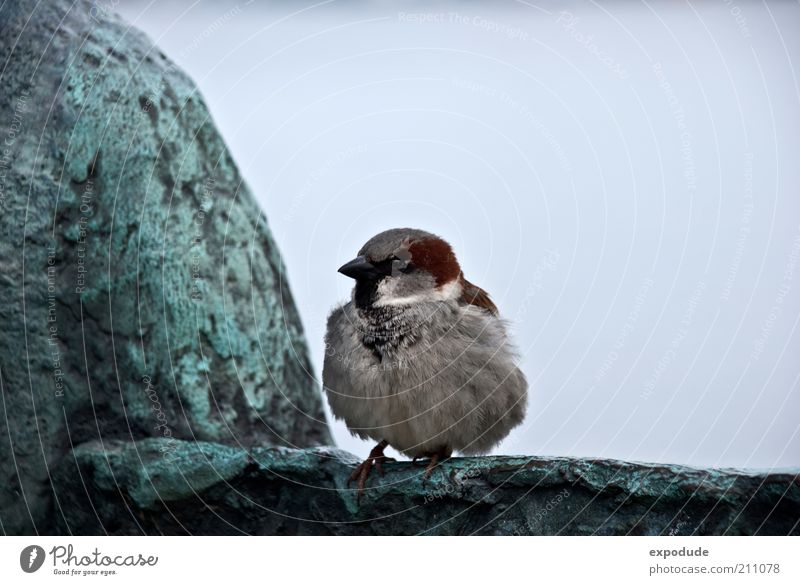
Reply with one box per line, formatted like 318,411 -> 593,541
391,256 -> 413,275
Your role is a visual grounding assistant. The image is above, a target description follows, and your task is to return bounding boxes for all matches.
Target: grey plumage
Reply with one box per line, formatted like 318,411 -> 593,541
323,228 -> 527,458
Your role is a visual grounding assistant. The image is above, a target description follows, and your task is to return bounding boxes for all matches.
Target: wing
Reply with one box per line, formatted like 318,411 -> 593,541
458,275 -> 498,315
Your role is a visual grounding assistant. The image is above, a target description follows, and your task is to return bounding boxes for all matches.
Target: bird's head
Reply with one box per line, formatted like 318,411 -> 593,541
338,228 -> 464,310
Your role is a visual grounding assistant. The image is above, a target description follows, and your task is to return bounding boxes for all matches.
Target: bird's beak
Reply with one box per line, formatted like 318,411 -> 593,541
337,255 -> 378,280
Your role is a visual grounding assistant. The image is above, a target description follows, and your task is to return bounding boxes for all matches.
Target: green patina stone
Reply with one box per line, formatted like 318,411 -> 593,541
0,0 -> 330,535
55,438 -> 800,535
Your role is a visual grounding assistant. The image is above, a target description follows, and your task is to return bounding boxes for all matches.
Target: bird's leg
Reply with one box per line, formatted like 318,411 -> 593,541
422,447 -> 452,480
348,440 -> 395,500
423,453 -> 440,480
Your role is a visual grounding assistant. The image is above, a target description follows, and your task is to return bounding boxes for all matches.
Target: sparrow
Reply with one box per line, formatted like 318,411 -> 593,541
322,228 -> 528,498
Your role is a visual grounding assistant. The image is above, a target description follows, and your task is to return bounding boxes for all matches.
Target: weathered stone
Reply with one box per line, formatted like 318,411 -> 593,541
54,438 -> 799,535
0,0 -> 329,534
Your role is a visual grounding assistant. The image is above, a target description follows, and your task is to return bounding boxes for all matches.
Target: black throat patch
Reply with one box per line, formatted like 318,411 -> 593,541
356,305 -> 419,361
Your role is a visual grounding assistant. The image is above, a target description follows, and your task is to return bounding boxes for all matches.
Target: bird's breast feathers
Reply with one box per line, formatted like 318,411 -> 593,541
322,298 -> 521,400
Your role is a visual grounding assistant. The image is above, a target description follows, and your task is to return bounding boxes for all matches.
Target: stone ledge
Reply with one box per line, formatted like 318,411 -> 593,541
51,438 -> 799,535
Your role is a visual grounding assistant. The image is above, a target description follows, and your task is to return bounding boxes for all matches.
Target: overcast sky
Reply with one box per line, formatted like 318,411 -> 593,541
117,0 -> 800,469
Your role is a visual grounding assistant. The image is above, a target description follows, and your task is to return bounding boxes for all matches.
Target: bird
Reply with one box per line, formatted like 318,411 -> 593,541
322,228 -> 528,498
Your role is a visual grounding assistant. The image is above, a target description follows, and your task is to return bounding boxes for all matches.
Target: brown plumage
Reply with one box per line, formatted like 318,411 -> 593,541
407,237 -> 461,286
459,275 -> 498,315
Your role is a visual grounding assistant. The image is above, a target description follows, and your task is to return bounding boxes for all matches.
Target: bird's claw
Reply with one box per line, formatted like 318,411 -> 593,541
422,453 -> 441,483
348,441 -> 393,501
417,450 -> 451,483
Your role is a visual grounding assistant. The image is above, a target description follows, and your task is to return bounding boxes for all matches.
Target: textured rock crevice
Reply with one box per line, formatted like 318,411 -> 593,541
53,438 -> 799,535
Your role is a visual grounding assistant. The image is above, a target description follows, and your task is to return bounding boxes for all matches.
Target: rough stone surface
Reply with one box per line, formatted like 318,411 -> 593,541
53,438 -> 799,535
0,0 -> 330,534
